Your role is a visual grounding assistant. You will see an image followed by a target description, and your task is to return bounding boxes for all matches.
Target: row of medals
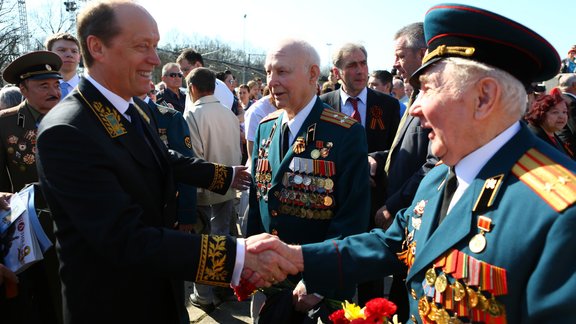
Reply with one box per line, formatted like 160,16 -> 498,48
419,269 -> 504,323
278,166 -> 335,220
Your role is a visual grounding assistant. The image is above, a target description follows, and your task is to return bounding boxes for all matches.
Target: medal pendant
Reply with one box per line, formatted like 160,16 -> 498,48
435,308 -> 450,324
324,178 -> 334,191
452,281 -> 466,302
425,268 -> 437,286
467,287 -> 478,308
469,233 -> 487,253
418,297 -> 430,317
435,273 -> 448,293
310,149 -> 320,159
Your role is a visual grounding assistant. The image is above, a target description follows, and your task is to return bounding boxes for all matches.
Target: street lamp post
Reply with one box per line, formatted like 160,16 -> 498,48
242,14 -> 247,84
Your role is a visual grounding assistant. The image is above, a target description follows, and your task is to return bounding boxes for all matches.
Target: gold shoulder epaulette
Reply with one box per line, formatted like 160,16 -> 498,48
0,106 -> 19,118
512,148 -> 576,212
320,108 -> 357,128
259,109 -> 284,124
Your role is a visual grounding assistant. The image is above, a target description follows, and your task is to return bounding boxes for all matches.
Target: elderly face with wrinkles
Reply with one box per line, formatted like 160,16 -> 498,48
19,78 -> 61,114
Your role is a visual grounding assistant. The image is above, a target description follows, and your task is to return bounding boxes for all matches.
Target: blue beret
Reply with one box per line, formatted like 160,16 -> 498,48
410,3 -> 560,87
2,51 -> 62,85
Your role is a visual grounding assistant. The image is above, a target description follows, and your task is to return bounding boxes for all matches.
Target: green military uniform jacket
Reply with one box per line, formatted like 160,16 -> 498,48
0,101 -> 42,192
248,97 -> 371,299
301,123 -> 576,323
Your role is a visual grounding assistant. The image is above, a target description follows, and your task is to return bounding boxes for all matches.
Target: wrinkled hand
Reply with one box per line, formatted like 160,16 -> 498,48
374,205 -> 394,230
292,280 -> 322,312
232,166 -> 251,191
368,156 -> 378,187
242,233 -> 303,288
0,192 -> 12,210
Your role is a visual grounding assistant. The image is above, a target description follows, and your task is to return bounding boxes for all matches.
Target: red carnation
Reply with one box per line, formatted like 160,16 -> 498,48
232,278 -> 257,301
363,298 -> 397,321
329,309 -> 349,324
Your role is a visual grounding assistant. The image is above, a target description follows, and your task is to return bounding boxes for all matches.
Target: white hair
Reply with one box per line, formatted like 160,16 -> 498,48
441,57 -> 527,118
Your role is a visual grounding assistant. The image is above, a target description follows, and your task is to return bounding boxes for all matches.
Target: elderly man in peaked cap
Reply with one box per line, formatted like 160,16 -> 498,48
0,51 -> 63,323
246,3 -> 576,323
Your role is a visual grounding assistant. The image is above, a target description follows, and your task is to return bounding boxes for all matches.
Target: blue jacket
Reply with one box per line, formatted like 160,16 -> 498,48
301,123 -> 576,323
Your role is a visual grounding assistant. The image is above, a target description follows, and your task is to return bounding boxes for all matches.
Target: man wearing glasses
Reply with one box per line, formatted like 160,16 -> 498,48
156,62 -> 186,113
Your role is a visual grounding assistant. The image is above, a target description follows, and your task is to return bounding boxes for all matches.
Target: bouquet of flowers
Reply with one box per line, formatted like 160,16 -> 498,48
328,298 -> 400,324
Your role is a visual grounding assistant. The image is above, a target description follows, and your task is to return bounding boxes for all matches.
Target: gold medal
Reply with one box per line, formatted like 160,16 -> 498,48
434,273 -> 448,293
324,178 -> 334,191
469,233 -> 487,253
323,195 -> 333,207
467,287 -> 478,308
435,308 -> 450,324
310,149 -> 320,159
477,293 -> 489,311
427,303 -> 438,321
452,281 -> 466,302
418,297 -> 430,318
425,268 -> 437,286
487,296 -> 504,317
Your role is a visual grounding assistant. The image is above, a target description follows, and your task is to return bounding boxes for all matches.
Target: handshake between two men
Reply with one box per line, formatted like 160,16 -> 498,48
241,233 -> 304,288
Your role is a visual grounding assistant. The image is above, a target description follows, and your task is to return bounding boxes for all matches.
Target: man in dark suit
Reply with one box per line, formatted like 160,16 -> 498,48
320,43 -> 400,154
321,43 -> 400,305
248,4 -> 575,323
34,2 -> 295,323
369,22 -> 437,320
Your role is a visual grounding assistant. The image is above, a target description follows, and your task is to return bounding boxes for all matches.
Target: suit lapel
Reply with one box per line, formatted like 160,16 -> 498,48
77,79 -> 159,170
332,91 -> 342,112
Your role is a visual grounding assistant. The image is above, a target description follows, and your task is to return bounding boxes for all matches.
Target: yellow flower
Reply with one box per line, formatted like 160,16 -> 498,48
343,300 -> 366,320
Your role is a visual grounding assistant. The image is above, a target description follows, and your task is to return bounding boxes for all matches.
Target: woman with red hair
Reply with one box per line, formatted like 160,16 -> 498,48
525,88 -> 574,158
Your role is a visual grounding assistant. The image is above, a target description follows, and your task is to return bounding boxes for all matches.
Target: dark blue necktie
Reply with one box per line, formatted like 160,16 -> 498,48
126,104 -> 145,137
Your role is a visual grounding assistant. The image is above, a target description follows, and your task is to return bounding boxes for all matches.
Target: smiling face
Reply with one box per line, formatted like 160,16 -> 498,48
162,65 -> 183,93
541,101 -> 568,134
20,78 -> 61,114
88,4 -> 160,100
409,63 -> 477,166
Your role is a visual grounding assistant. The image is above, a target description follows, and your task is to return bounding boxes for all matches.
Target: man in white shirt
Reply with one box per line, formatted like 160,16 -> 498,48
176,48 -> 234,110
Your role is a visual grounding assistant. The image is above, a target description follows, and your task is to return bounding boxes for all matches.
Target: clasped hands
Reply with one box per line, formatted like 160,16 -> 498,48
241,233 -> 304,288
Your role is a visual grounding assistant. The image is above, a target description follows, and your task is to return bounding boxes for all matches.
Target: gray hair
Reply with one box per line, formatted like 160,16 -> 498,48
0,85 -> 23,110
394,22 -> 426,49
162,62 -> 180,76
333,43 -> 367,69
558,73 -> 576,92
440,57 -> 527,117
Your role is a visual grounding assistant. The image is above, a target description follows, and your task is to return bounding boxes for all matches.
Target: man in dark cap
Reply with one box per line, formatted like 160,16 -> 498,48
0,51 -> 63,323
245,3 -> 576,323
